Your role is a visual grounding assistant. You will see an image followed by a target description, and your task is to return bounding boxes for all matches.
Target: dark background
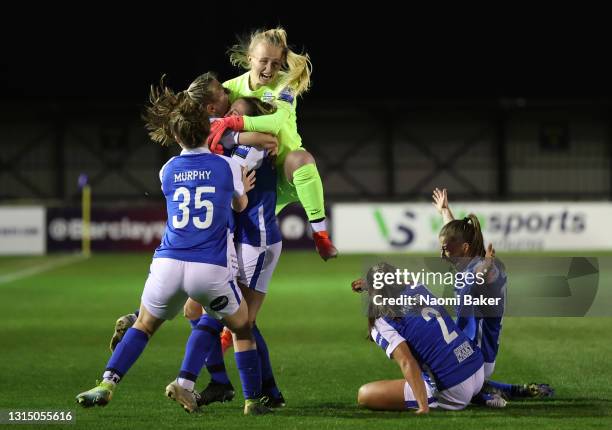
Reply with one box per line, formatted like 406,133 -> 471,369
2,7 -> 610,103
1,7 -> 610,204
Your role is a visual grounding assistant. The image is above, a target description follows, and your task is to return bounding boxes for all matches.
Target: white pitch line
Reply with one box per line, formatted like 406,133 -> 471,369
0,254 -> 89,285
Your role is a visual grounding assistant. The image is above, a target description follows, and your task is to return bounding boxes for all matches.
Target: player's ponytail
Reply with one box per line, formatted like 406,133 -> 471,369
143,76 -> 210,149
466,214 -> 486,258
439,214 -> 486,258
228,27 -> 312,96
284,49 -> 312,97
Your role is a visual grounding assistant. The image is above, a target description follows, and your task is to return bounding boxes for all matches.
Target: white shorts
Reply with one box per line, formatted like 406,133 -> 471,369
403,366 -> 485,411
436,365 -> 485,410
235,241 -> 282,294
141,258 -> 242,320
403,378 -> 439,409
227,233 -> 239,280
484,362 -> 495,379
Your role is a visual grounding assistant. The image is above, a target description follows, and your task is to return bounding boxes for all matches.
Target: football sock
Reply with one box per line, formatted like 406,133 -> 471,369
104,327 -> 149,384
253,324 -> 280,398
292,163 -> 326,222
179,315 -> 230,385
235,349 -> 261,400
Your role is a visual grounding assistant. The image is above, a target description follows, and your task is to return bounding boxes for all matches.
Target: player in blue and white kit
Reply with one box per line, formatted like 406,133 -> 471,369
352,263 -> 485,413
179,93 -> 286,408
76,80 -> 273,416
433,187 -> 554,401
105,76 -> 286,408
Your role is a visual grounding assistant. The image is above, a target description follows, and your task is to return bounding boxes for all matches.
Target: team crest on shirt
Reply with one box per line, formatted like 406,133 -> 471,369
262,91 -> 275,102
278,86 -> 295,104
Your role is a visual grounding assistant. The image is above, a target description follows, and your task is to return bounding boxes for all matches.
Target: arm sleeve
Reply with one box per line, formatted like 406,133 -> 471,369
219,130 -> 240,151
372,319 -> 407,359
243,100 -> 292,135
158,157 -> 175,192
222,156 -> 245,197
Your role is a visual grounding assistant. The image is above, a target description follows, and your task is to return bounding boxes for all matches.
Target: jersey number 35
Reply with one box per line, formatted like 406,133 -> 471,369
172,186 -> 215,229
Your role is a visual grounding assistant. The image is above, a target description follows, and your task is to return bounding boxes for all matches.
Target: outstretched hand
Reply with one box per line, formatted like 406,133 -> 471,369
480,243 -> 497,280
351,278 -> 366,292
432,187 -> 448,214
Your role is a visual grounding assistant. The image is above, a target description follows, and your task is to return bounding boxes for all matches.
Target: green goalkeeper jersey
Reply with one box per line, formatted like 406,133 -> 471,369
223,71 -> 303,167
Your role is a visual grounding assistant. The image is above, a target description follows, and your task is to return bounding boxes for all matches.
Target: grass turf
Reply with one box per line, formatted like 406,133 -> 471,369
0,252 -> 610,429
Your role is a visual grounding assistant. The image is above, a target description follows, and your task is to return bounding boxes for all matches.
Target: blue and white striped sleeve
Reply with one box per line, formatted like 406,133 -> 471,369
371,318 -> 406,359
158,157 -> 175,191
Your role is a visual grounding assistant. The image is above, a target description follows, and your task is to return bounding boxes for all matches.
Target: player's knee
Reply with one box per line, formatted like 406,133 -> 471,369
133,319 -> 156,337
285,150 -> 315,181
287,150 -> 315,167
357,384 -> 372,408
230,320 -> 253,341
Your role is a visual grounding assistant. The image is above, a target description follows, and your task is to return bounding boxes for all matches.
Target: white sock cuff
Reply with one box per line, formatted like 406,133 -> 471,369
102,371 -> 120,385
310,219 -> 327,232
177,377 -> 195,391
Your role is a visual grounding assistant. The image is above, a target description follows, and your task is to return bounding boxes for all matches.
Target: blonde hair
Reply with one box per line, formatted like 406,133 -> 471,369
228,27 -> 312,96
143,76 -> 210,149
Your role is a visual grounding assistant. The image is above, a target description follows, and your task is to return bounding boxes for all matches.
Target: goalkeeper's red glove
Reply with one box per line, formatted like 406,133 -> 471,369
206,116 -> 245,154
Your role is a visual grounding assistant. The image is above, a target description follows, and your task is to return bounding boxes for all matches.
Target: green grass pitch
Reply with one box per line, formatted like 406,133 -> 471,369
0,252 -> 611,429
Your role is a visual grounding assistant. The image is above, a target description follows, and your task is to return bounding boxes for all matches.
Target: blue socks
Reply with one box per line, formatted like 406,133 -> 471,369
253,324 -> 280,398
234,349 -> 261,399
487,379 -> 515,396
104,327 -> 149,382
179,316 -> 278,401
179,315 -> 230,385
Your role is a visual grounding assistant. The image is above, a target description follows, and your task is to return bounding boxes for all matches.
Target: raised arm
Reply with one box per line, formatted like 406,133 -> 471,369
473,243 -> 502,285
391,342 -> 430,414
432,187 -> 455,225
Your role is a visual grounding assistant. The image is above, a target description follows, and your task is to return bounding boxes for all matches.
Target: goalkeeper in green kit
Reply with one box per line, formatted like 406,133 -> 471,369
206,27 -> 337,260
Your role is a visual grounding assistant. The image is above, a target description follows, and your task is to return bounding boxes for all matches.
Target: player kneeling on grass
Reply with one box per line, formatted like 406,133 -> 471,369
75,78 -> 272,416
433,187 -> 554,402
351,263 -> 504,413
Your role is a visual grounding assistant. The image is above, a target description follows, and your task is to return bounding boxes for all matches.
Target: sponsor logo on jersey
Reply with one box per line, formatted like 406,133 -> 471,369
210,295 -> 229,311
262,91 -> 275,102
232,145 -> 251,159
453,340 -> 474,363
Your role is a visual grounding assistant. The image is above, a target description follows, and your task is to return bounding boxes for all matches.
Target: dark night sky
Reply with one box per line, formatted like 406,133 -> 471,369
2,6 -> 610,103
